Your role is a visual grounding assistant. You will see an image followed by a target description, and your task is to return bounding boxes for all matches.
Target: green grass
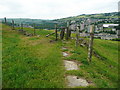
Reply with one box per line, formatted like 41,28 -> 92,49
16,27 -> 53,35
2,24 -> 119,88
2,24 -> 65,88
61,35 -> 119,88
63,38 -> 119,88
0,23 -> 2,89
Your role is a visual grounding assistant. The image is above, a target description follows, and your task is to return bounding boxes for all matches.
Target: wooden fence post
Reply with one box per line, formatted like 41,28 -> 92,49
55,24 -> 58,41
88,25 -> 94,62
68,22 -> 71,38
12,20 -> 15,30
33,23 -> 36,36
75,25 -> 80,47
66,22 -> 70,40
68,29 -> 71,38
4,17 -> 7,24
21,23 -> 23,30
60,27 -> 65,40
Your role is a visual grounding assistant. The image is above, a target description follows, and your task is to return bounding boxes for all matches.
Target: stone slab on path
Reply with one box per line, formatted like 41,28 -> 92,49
66,75 -> 89,87
63,52 -> 69,57
64,60 -> 79,70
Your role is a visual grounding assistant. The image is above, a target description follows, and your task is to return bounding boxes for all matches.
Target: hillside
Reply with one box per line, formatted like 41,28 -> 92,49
2,24 -> 119,88
55,12 -> 118,22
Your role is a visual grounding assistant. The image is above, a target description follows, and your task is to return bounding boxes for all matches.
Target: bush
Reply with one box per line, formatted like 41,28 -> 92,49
111,38 -> 120,41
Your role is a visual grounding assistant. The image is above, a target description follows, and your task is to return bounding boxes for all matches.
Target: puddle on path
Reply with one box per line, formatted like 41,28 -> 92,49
64,60 -> 79,70
66,75 -> 89,87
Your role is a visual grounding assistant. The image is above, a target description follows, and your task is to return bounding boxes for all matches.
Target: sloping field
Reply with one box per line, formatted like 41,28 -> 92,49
2,24 -> 65,88
2,24 -> 119,88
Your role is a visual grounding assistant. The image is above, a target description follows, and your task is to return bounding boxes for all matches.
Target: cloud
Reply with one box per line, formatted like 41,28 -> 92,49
0,0 -> 119,19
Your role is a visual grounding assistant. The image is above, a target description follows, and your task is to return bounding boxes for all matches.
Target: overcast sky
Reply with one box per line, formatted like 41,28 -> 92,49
0,0 -> 119,19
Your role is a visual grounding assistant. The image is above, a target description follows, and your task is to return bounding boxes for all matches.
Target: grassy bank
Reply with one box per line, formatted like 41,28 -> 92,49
2,24 -> 65,88
63,38 -> 118,88
2,24 -> 119,88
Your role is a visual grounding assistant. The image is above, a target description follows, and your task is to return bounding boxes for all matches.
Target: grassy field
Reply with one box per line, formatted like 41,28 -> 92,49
2,24 -> 65,88
2,24 -> 119,88
63,38 -> 119,88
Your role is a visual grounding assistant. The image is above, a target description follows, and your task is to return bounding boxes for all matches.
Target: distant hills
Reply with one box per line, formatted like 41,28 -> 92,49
0,12 -> 118,29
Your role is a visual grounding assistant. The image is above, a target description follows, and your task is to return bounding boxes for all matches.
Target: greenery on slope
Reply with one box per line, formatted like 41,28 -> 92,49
2,24 -> 119,88
61,37 -> 119,88
2,24 -> 65,88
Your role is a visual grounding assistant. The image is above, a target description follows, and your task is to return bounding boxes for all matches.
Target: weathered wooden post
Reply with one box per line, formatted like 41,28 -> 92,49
66,22 -> 69,40
21,23 -> 23,30
12,20 -> 15,30
79,23 -> 83,34
75,24 -> 80,47
68,29 -> 71,38
68,21 -> 71,38
33,23 -> 36,36
4,17 -> 7,24
55,24 -> 58,41
60,27 -> 65,40
88,25 -> 94,62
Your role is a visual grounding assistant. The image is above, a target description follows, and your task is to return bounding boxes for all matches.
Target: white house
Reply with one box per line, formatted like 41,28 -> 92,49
103,24 -> 119,28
